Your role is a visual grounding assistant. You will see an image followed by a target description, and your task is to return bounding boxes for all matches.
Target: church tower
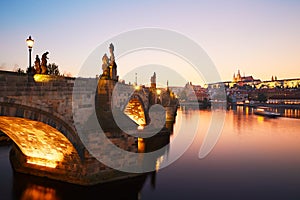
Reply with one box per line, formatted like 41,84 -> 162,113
150,72 -> 156,89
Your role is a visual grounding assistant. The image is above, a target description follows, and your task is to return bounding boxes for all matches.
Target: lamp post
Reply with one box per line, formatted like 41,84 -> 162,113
26,36 -> 34,73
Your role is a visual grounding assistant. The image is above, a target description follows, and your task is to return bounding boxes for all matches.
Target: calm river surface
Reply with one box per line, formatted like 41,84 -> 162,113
1,106 -> 300,200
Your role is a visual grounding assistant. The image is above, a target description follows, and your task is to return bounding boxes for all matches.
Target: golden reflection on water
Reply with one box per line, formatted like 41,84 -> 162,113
155,156 -> 164,172
257,115 -> 265,123
21,184 -> 59,200
244,106 -> 249,115
138,138 -> 145,153
177,106 -> 300,163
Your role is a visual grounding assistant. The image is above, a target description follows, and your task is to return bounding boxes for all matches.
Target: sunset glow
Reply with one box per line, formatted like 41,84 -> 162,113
0,0 -> 299,85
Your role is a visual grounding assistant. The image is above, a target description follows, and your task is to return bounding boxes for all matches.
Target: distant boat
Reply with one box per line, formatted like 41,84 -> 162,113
253,106 -> 281,118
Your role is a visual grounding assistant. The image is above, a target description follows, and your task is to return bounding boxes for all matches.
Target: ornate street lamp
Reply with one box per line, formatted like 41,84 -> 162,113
26,36 -> 34,72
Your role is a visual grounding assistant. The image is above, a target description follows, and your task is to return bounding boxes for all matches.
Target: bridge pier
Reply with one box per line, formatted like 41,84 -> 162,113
9,143 -> 142,185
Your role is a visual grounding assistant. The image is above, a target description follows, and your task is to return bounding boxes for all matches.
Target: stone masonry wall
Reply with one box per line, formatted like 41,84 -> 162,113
0,71 -> 146,185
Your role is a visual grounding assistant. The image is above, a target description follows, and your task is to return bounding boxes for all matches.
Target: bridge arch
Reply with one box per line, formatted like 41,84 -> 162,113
0,116 -> 80,168
123,93 -> 148,126
0,102 -> 85,159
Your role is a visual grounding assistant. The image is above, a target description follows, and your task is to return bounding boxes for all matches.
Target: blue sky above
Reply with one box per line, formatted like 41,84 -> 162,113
1,0 -> 300,86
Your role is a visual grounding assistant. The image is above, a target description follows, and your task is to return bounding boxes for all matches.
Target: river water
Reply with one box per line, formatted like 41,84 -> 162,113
1,106 -> 300,200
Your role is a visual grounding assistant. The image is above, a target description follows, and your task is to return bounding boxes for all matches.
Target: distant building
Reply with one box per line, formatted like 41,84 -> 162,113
256,78 -> 300,89
233,69 -> 255,82
232,69 -> 242,82
168,86 -> 184,98
173,69 -> 300,105
191,84 -> 209,101
231,69 -> 261,87
178,82 -> 209,102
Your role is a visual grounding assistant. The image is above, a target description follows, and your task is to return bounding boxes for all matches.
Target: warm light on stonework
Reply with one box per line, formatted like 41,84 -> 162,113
33,74 -> 57,82
124,99 -> 146,126
0,116 -> 76,168
156,89 -> 161,95
135,85 -> 140,90
27,157 -> 58,168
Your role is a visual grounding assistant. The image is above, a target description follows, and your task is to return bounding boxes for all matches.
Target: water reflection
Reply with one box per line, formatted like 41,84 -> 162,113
1,144 -> 160,200
140,106 -> 300,200
2,106 -> 300,200
230,105 -> 300,119
15,182 -> 58,200
1,144 -> 144,200
12,171 -> 149,200
1,121 -> 172,200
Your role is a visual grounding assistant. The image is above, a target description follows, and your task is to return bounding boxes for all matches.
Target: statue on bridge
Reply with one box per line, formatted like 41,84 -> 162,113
150,72 -> 156,89
109,43 -> 115,66
109,43 -> 117,80
101,53 -> 110,78
100,43 -> 118,81
41,51 -> 49,74
34,55 -> 41,74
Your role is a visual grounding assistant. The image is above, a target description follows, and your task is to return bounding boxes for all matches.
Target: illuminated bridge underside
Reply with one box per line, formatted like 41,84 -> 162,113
123,98 -> 146,126
0,116 -> 77,168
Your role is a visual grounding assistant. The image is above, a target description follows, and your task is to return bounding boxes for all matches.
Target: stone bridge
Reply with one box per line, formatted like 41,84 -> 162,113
0,70 -> 178,185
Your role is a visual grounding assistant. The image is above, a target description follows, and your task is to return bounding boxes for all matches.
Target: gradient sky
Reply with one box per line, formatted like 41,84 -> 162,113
0,0 -> 299,86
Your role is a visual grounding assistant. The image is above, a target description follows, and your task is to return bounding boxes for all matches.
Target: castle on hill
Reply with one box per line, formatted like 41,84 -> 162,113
232,69 -> 255,83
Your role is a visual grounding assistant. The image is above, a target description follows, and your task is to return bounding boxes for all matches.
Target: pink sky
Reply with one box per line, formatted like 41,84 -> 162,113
0,0 -> 299,86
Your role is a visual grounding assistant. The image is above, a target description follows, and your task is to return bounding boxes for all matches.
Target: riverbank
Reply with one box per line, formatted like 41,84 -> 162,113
179,101 -> 211,109
235,103 -> 300,109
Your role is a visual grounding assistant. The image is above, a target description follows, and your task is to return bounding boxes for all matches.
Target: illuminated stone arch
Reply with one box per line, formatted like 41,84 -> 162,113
123,94 -> 147,126
0,102 -> 85,159
0,116 -> 79,168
